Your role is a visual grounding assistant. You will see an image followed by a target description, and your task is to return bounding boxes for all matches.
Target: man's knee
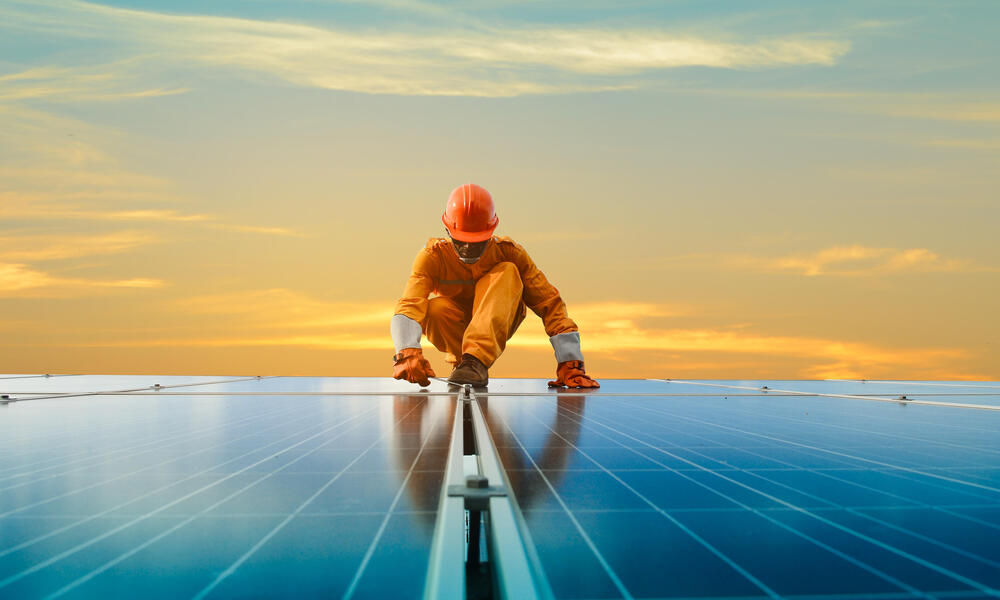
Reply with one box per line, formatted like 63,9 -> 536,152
485,261 -> 523,294
426,297 -> 466,326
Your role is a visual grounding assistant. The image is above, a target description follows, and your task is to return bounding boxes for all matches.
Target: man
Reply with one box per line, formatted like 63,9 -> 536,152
390,183 -> 599,388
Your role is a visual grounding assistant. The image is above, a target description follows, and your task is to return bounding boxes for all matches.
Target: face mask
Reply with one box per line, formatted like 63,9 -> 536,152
449,234 -> 489,264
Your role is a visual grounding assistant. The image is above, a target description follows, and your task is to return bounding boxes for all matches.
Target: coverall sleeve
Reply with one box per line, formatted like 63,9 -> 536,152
394,248 -> 437,325
507,243 -> 578,337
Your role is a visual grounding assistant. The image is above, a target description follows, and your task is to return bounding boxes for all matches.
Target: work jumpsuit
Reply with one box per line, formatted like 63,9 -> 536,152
394,236 -> 578,368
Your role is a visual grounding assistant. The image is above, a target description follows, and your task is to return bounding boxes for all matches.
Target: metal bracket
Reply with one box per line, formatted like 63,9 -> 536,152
447,474 -> 507,510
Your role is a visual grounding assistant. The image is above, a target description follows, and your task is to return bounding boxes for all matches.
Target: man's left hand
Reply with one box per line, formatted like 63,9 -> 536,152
547,360 -> 600,388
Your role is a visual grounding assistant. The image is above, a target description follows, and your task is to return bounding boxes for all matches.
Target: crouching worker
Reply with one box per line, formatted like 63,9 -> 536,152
391,183 -> 600,389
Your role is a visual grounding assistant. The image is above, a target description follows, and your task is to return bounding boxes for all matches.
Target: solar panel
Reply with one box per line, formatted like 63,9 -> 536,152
2,376 -> 998,599
0,377 -> 452,598
482,380 -> 1000,599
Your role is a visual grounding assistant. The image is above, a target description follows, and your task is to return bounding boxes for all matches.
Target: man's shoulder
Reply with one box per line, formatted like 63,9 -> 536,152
408,238 -> 448,271
493,235 -> 527,255
421,237 -> 451,252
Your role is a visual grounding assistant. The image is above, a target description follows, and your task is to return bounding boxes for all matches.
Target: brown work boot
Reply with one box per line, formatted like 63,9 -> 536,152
448,354 -> 488,386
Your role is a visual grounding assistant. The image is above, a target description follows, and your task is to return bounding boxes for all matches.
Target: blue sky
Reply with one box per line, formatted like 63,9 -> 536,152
1,0 -> 998,378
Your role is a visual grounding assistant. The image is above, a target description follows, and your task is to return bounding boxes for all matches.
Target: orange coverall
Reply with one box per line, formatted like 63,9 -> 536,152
394,236 -> 578,368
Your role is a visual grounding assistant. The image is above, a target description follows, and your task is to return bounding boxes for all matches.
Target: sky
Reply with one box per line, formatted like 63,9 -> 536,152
1,0 -> 998,380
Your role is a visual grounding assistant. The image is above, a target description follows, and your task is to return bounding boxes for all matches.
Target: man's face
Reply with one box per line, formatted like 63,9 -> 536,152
448,232 -> 490,264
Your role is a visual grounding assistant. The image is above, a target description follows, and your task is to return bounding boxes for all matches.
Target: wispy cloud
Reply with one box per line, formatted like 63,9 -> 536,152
922,139 -> 1000,150
696,88 -> 1000,124
86,334 -> 391,351
891,102 -> 1000,123
654,245 -> 993,277
207,224 -> 304,237
0,196 -> 303,236
506,301 -> 977,379
74,296 -> 985,379
0,262 -> 164,297
0,200 -> 209,222
1,104 -> 301,235
0,231 -> 157,261
752,245 -> 981,276
0,65 -> 188,102
175,288 -> 392,329
0,0 -> 850,97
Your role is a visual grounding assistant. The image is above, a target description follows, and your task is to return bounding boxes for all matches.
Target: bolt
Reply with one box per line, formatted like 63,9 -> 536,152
466,474 -> 489,489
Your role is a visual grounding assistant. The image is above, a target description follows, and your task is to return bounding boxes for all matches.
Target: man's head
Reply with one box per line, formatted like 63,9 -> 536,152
442,183 -> 497,240
442,183 -> 498,264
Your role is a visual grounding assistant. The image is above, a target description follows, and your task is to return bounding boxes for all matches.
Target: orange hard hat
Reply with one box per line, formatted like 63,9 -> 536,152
442,183 -> 499,242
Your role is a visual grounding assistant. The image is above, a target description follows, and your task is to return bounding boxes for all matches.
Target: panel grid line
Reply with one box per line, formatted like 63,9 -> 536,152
603,405 -> 1000,568
38,401 -> 392,599
189,399 -> 432,600
0,397 -> 299,489
7,375 -> 276,403
693,397 -> 1000,451
619,399 -> 1000,496
515,399 -> 782,600
0,400 -> 317,518
0,404 -> 382,593
549,399 -> 999,597
342,400 -> 450,600
0,398 -> 349,559
739,470 -> 1000,570
616,399 -> 1000,506
489,406 -> 636,600
657,380 -> 1000,411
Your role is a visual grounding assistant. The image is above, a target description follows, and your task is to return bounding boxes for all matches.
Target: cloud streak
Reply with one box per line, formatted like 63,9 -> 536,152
0,0 -> 850,97
0,262 -> 164,297
174,288 -> 391,329
654,245 -> 993,277
0,65 -> 188,102
0,231 -> 157,261
697,89 -> 1000,124
507,301 -> 977,379
68,296 -> 985,379
764,245 -> 967,277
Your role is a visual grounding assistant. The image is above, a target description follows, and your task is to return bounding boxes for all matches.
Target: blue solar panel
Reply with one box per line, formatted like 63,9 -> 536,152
0,378 -> 452,599
482,382 -> 1000,599
2,376 -> 998,599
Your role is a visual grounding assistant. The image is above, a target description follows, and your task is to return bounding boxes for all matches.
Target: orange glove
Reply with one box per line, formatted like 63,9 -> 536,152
548,360 -> 600,389
393,348 -> 436,387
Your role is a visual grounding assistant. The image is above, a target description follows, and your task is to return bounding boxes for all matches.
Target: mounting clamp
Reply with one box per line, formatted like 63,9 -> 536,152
447,474 -> 507,510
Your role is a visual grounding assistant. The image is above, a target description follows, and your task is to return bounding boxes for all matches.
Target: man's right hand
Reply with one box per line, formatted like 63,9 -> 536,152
393,348 -> 436,387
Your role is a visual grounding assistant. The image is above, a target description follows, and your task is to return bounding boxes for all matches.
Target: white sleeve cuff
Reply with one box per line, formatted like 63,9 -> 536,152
550,331 -> 584,363
390,314 -> 423,353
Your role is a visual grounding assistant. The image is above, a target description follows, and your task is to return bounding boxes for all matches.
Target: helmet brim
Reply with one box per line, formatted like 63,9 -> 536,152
442,214 -> 498,242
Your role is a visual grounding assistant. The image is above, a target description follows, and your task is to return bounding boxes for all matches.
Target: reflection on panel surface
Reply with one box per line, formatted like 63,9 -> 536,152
0,391 -> 452,599
4,377 -> 1000,599
482,390 -> 1000,599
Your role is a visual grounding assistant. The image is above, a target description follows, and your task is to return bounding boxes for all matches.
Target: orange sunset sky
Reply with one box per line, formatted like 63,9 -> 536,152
2,1 -> 998,380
